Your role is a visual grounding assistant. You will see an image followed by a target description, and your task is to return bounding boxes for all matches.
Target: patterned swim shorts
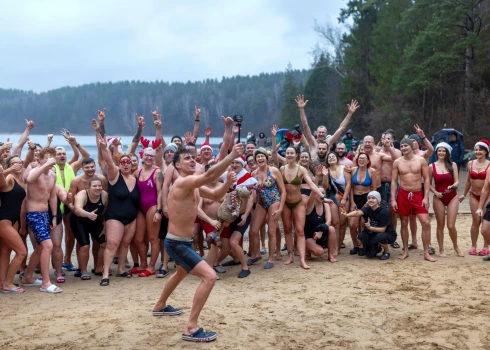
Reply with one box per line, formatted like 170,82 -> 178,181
27,211 -> 51,244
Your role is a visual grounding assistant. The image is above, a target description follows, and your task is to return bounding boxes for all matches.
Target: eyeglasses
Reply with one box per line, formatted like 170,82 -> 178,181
247,160 -> 255,165
358,157 -> 368,161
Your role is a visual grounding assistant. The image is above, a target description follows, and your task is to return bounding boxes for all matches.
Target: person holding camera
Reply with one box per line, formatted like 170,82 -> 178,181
340,191 -> 397,260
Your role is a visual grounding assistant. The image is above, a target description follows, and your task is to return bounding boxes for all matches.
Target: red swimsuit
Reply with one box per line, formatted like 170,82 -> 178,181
469,161 -> 490,201
432,163 -> 456,206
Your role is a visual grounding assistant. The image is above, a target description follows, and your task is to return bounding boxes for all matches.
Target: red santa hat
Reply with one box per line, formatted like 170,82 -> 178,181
234,155 -> 246,167
200,142 -> 213,152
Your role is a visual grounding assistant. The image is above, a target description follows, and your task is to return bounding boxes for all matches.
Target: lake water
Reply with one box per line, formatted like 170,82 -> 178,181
2,133 -> 224,173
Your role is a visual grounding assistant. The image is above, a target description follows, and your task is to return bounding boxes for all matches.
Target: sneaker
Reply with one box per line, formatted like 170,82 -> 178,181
238,269 -> 251,278
152,304 -> 182,316
213,265 -> 226,274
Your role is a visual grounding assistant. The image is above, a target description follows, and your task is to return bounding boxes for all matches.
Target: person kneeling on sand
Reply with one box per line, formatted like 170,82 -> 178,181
340,191 -> 397,260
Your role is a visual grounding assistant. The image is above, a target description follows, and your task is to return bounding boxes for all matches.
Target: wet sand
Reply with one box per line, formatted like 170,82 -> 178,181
2,214 -> 490,350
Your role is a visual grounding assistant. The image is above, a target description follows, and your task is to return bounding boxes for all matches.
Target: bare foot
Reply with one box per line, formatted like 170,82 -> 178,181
328,255 -> 337,263
454,247 -> 464,257
399,251 -> 409,260
300,261 -> 311,269
284,254 -> 294,265
424,254 -> 437,262
439,250 -> 447,257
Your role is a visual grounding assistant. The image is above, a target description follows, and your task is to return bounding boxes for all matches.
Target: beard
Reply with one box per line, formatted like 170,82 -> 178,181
336,151 -> 345,158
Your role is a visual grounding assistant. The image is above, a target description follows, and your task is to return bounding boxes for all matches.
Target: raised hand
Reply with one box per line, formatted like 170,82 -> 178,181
27,138 -> 35,150
271,124 -> 278,137
184,131 -> 193,144
230,142 -> 244,158
347,100 -> 360,114
151,107 -> 160,121
295,95 -> 308,109
2,138 -> 12,149
222,116 -> 233,126
135,113 -> 145,129
25,119 -> 35,129
321,166 -> 328,177
91,119 -> 99,132
47,134 -> 54,143
60,128 -> 71,140
195,106 -> 201,119
98,134 -> 107,147
154,118 -> 162,130
98,109 -> 106,123
414,124 -> 425,139
205,126 -> 212,137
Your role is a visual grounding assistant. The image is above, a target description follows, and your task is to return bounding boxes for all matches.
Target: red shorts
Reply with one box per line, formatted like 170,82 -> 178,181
194,217 -> 201,224
396,188 -> 428,216
202,221 -> 231,239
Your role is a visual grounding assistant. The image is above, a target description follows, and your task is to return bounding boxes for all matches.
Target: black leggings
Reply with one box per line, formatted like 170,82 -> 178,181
70,214 -> 105,247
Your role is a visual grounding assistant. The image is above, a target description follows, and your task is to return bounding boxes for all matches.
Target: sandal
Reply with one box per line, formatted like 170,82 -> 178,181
80,273 -> 91,280
138,270 -> 156,277
116,272 -> 132,278
56,276 -> 66,284
469,248 -> 478,255
156,269 -> 168,278
428,247 -> 436,255
129,267 -> 144,275
408,244 -> 418,250
478,249 -> 489,256
391,241 -> 400,249
182,328 -> 217,342
100,278 -> 110,286
94,271 -> 112,276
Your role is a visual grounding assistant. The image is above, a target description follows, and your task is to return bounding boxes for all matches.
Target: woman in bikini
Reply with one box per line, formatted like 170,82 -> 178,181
280,146 -> 331,269
98,135 -> 140,286
322,152 -> 351,253
460,140 -> 490,255
349,152 -> 378,256
0,156 -> 27,294
429,142 -> 462,257
247,148 -> 285,269
299,150 -> 315,199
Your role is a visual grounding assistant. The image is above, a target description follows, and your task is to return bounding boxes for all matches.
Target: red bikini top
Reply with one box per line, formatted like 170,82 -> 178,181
470,161 -> 490,180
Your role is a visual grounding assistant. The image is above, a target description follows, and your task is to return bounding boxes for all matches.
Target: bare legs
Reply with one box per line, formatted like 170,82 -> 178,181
433,196 -> 463,257
0,222 -> 27,291
102,219 -> 136,279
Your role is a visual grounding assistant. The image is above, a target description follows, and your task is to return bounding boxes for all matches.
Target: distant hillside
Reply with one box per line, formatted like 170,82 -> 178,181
0,70 -> 309,136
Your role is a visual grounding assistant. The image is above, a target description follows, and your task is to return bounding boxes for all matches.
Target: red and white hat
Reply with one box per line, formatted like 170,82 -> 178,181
234,155 -> 246,167
200,142 -> 213,152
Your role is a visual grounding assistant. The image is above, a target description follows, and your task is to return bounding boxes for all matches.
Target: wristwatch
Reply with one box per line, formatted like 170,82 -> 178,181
156,209 -> 162,214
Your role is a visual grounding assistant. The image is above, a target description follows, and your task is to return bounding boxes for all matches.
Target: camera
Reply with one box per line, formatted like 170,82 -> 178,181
233,115 -> 243,123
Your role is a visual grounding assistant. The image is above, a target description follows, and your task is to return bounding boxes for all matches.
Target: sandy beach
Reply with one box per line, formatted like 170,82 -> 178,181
1,214 -> 490,350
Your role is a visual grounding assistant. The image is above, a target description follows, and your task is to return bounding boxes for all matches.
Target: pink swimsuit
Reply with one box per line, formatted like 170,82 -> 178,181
137,168 -> 158,215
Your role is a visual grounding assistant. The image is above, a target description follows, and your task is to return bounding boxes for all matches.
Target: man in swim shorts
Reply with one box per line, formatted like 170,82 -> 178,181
21,148 -> 64,293
152,142 -> 243,342
391,138 -> 435,262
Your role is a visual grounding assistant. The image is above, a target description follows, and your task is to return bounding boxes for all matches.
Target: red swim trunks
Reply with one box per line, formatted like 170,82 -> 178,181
194,216 -> 201,224
396,188 -> 428,216
202,221 -> 231,239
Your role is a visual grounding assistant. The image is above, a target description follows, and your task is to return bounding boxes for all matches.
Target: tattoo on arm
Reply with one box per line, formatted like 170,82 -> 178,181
98,123 -> 106,137
157,171 -> 164,186
132,127 -> 142,144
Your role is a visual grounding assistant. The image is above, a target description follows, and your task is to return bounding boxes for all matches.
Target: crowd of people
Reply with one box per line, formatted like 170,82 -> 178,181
1,97 -> 490,342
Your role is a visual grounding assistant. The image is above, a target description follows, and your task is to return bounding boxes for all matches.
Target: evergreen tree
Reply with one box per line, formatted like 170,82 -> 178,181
280,63 -> 299,128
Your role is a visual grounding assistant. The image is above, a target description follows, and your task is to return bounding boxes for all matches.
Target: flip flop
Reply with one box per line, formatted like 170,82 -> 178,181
80,273 -> 91,280
100,278 -> 110,286
116,272 -> 132,278
1,286 -> 25,294
22,278 -> 42,287
56,276 -> 66,283
138,270 -> 156,277
182,328 -> 217,342
408,244 -> 418,250
391,242 -> 400,249
40,284 -> 62,294
129,267 -> 144,275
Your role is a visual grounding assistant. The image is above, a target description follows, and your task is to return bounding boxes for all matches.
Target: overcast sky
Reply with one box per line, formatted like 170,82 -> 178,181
0,0 -> 347,92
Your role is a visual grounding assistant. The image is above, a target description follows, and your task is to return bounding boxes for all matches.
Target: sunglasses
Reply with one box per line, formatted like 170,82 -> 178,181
120,159 -> 131,165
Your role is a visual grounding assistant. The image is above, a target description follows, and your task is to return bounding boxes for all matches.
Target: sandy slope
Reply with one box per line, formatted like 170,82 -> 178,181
1,214 -> 490,350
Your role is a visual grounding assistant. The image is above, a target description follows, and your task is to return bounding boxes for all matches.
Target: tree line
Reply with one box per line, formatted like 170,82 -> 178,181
287,0 -> 490,144
0,71 -> 308,136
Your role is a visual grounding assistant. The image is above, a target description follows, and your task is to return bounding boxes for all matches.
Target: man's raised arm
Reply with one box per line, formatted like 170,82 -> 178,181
13,119 -> 35,157
328,100 -> 360,145
295,95 -> 316,152
192,106 -> 201,143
